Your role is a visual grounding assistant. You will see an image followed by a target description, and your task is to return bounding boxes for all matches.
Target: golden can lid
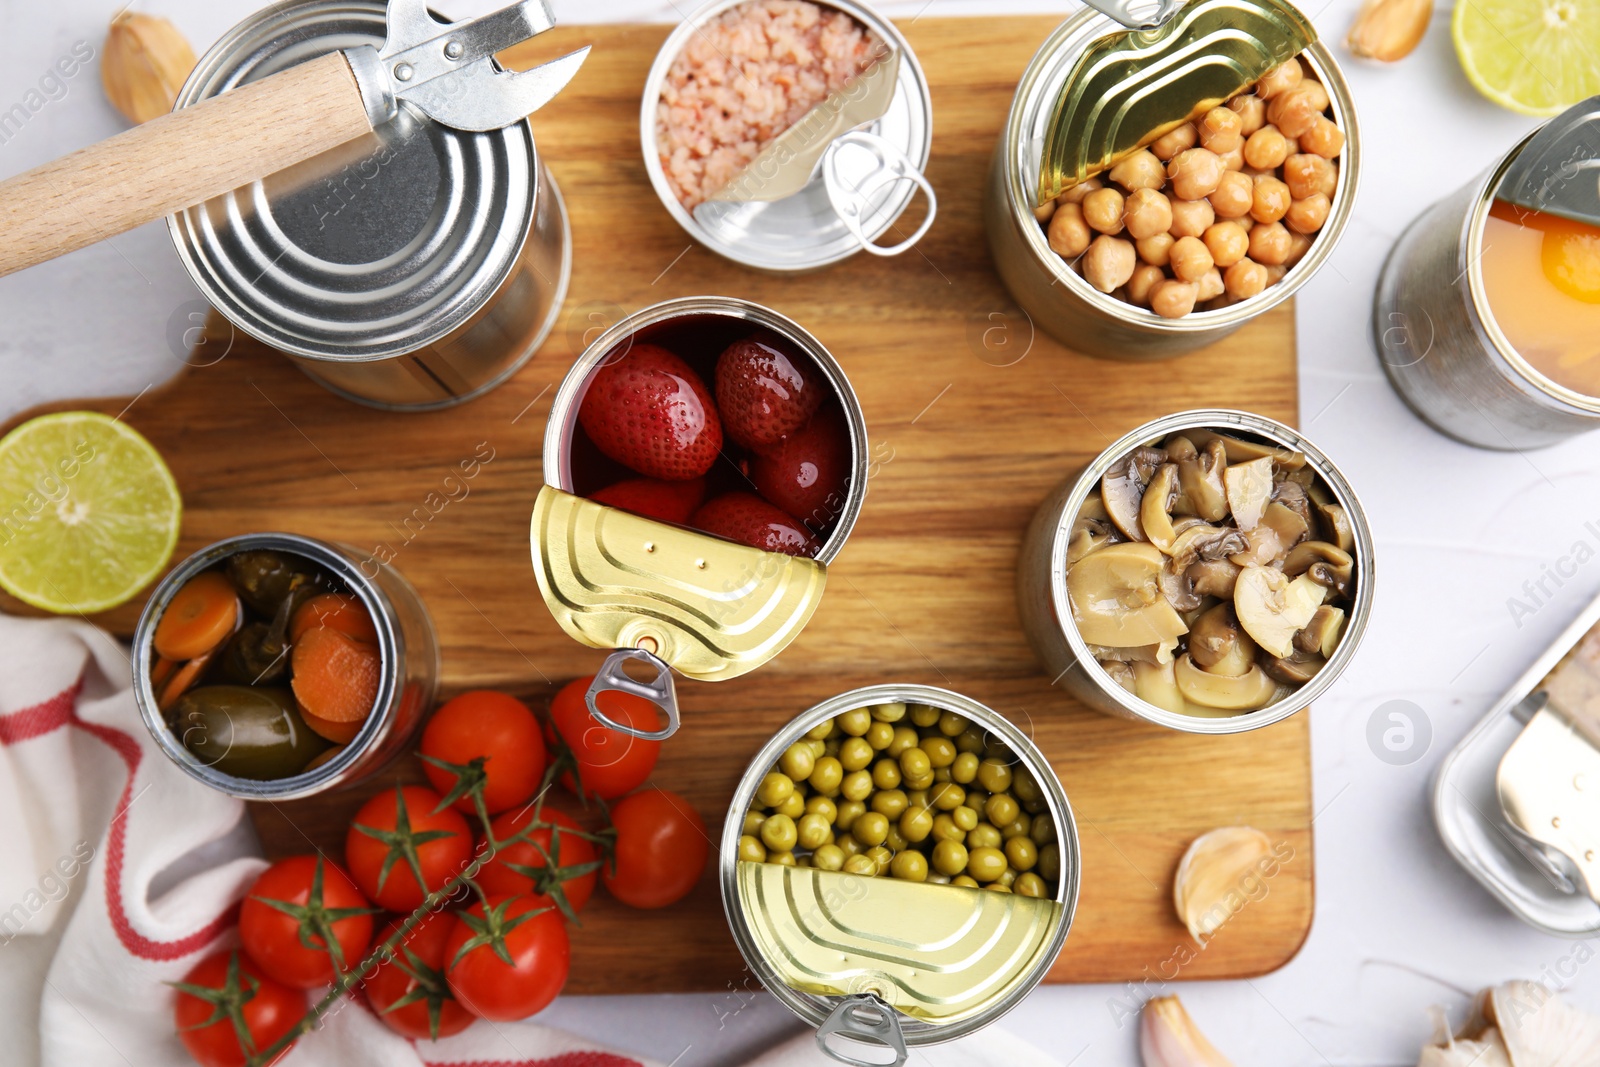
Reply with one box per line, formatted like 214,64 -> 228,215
1038,0 -> 1316,203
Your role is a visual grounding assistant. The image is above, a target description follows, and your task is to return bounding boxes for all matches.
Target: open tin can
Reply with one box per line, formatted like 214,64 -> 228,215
530,296 -> 867,739
985,0 -> 1358,360
132,533 -> 439,800
1016,409 -> 1375,733
641,0 -> 935,272
169,0 -> 571,410
721,684 -> 1079,1066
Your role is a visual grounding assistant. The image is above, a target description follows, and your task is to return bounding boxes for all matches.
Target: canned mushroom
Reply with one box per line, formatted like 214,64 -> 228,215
1017,410 -> 1374,733
531,297 -> 867,739
133,533 -> 439,799
722,685 -> 1079,1064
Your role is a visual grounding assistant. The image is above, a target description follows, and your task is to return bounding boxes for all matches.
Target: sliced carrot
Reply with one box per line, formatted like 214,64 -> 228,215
298,702 -> 363,744
154,571 -> 240,661
290,627 -> 380,724
157,645 -> 220,711
150,656 -> 179,690
290,593 -> 377,644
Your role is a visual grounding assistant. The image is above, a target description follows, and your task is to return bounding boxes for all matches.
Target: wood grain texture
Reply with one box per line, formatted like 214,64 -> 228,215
0,51 -> 369,278
2,17 -> 1312,992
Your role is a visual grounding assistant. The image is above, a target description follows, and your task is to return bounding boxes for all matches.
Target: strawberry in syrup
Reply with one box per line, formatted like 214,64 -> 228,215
715,338 -> 824,451
591,477 -> 707,525
750,408 -> 852,534
692,493 -> 819,556
578,343 -> 722,480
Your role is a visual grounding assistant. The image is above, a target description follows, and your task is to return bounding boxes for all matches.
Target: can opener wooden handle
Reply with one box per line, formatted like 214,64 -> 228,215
0,0 -> 589,279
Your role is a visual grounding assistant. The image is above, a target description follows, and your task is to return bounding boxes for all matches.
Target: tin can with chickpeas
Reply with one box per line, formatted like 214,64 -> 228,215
1016,410 -> 1375,734
722,684 -> 1079,1066
985,0 -> 1359,360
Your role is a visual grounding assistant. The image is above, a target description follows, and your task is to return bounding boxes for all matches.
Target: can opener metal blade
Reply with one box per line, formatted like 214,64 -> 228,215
1496,94 -> 1600,229
0,0 -> 589,279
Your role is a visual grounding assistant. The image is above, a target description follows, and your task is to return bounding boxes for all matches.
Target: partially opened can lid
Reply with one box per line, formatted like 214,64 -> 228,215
168,0 -> 536,361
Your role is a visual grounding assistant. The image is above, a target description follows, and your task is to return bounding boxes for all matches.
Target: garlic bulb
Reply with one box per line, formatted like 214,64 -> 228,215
1140,995 -> 1234,1067
1172,826 -> 1275,941
1417,982 -> 1600,1067
101,13 -> 197,125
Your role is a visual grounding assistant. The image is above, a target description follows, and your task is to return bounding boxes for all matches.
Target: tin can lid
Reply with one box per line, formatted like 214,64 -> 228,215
168,0 -> 537,362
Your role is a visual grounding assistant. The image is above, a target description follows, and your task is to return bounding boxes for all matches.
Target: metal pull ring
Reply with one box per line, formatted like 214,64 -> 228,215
586,648 -> 680,741
823,131 -> 937,259
1079,0 -> 1185,30
815,994 -> 907,1067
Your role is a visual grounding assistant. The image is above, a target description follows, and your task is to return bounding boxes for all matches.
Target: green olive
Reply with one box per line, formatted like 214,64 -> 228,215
871,759 -> 902,790
1037,843 -> 1061,882
986,793 -> 1021,828
864,721 -> 894,751
870,789 -> 908,820
909,703 -> 941,727
885,825 -> 910,852
837,708 -> 871,736
835,799 -> 865,831
809,756 -> 844,796
776,792 -> 806,819
956,727 -> 987,754
865,846 -> 894,875
930,782 -> 966,811
806,719 -> 835,741
871,702 -> 906,722
922,736 -> 956,768
738,835 -> 767,862
226,551 -> 322,618
931,813 -> 966,843
852,812 -> 889,847
797,813 -> 832,850
813,844 -> 846,871
169,686 -> 328,780
1006,836 -> 1038,871
951,752 -> 979,785
756,772 -> 794,808
838,737 -> 873,772
890,850 -> 929,881
1030,811 -> 1057,846
899,747 -> 931,780
938,710 -> 968,737
215,622 -> 290,686
968,823 -> 1003,850
805,795 -> 838,823
967,846 -> 1008,882
899,805 -> 934,843
887,726 -> 919,758
952,806 -> 979,832
840,770 -> 873,802
952,875 -> 980,888
932,839 -> 969,876
843,855 -> 877,876
743,810 -> 766,836
770,850 -> 797,866
976,758 -> 1013,794
761,813 -> 798,852
779,742 -> 816,781
1015,872 -> 1048,898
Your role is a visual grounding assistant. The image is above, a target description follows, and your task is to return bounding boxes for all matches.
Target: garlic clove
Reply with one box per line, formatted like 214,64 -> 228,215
1139,995 -> 1235,1067
1346,0 -> 1431,63
101,13 -> 197,125
1172,825 -> 1274,940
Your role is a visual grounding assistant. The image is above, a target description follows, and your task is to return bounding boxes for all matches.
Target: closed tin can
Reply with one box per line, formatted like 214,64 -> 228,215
169,0 -> 571,410
986,4 -> 1359,360
132,532 -> 439,800
640,0 -> 934,272
1016,409 -> 1375,733
531,296 -> 867,738
1374,133 -> 1600,450
722,684 -> 1079,1065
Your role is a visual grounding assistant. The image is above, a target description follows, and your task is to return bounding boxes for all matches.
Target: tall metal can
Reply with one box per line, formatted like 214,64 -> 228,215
132,532 -> 439,800
169,0 -> 571,410
1373,130 -> 1600,450
1016,409 -> 1375,734
986,2 -> 1359,360
721,684 -> 1079,1065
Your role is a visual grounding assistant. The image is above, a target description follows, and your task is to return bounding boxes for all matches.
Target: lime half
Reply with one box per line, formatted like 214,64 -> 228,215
1454,0 -> 1600,116
0,412 -> 181,614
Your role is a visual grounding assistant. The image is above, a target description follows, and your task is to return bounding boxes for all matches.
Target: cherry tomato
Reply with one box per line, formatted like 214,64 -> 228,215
363,912 -> 476,1040
421,690 -> 546,815
477,804 -> 600,919
445,896 -> 570,1021
172,949 -> 306,1067
602,788 -> 708,909
345,785 -> 473,912
239,855 -> 374,989
546,676 -> 660,800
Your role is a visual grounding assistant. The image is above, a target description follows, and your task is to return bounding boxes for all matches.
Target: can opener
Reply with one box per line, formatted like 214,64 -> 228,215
1496,94 -> 1600,228
0,0 -> 589,278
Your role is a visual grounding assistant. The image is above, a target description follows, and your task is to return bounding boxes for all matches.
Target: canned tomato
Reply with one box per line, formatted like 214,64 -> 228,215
641,0 -> 935,272
531,297 -> 867,739
1374,114 -> 1600,449
986,1 -> 1359,359
133,533 -> 439,799
722,685 -> 1079,1065
1017,410 -> 1374,733
169,0 -> 571,410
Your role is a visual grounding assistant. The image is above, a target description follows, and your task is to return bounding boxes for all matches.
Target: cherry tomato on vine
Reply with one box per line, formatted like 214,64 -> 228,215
345,785 -> 472,912
445,896 -> 570,1021
238,855 -> 374,989
363,912 -> 476,1040
546,676 -> 660,800
421,690 -> 546,815
477,804 -> 601,919
602,788 -> 708,909
172,949 -> 306,1067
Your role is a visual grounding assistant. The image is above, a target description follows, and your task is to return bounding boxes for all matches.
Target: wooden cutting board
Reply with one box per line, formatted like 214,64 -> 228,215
3,17 -> 1312,991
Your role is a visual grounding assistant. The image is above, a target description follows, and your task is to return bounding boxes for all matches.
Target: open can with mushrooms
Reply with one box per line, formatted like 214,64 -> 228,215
1017,410 -> 1374,732
985,0 -> 1358,359
723,684 -> 1079,1066
132,533 -> 439,799
530,297 -> 867,740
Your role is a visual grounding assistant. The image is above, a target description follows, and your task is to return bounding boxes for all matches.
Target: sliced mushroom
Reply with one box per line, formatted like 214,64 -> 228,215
1141,464 -> 1182,552
1133,659 -> 1186,714
1295,605 -> 1346,658
1233,566 -> 1326,658
1099,658 -> 1138,694
1088,643 -> 1169,665
1193,431 -> 1306,471
1158,560 -> 1204,613
1187,603 -> 1258,677
1224,457 -> 1274,532
1283,540 -> 1354,598
1080,491 -> 1109,521
1179,597 -> 1219,628
1270,479 -> 1316,535
1261,648 -> 1327,685
1187,558 -> 1241,598
1169,523 -> 1248,573
1173,439 -> 1229,522
1316,501 -> 1354,552
1068,514 -> 1117,565
1101,446 -> 1166,542
1228,524 -> 1283,568
1174,654 -> 1278,710
1067,541 -> 1189,651
1260,501 -> 1310,556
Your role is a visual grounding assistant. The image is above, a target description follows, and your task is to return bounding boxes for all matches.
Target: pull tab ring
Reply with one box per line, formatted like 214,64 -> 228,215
823,131 -> 937,258
1079,0 -> 1184,29
586,648 -> 680,741
815,994 -> 907,1067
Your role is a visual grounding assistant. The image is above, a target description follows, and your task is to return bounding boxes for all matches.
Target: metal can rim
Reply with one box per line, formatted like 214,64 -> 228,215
1044,409 -> 1376,734
719,682 -> 1080,1044
541,295 -> 868,565
131,532 -> 411,800
1000,9 -> 1360,333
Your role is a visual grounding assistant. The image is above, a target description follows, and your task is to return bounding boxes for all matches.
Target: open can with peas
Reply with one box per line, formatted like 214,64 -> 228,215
133,533 -> 439,799
721,685 -> 1079,1066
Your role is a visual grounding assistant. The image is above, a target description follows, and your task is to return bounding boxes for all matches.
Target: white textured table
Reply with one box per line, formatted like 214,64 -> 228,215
3,1 -> 1597,1064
